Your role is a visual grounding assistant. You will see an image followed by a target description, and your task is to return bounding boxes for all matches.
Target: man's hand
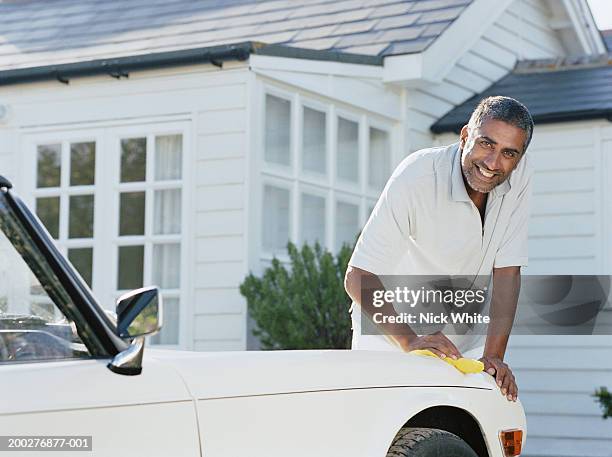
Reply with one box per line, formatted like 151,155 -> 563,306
399,331 -> 462,360
480,356 -> 517,402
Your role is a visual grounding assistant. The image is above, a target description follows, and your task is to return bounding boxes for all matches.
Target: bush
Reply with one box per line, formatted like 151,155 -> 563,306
594,387 -> 612,419
240,241 -> 353,350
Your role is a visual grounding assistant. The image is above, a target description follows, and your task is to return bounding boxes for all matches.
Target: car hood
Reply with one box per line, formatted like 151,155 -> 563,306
147,349 -> 496,400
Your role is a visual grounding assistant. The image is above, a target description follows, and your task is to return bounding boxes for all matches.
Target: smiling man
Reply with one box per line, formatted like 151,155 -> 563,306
344,96 -> 534,402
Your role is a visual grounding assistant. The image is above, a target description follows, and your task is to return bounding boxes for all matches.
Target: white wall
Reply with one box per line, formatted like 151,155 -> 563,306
404,0 -> 568,155
437,120 -> 612,457
510,121 -> 612,457
0,62 -> 252,351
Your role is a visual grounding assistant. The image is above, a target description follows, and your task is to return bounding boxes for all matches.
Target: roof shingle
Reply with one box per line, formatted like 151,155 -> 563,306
0,0 -> 472,72
431,54 -> 612,133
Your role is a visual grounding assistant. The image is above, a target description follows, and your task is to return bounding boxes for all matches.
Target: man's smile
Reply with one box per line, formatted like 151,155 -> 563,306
475,164 -> 497,180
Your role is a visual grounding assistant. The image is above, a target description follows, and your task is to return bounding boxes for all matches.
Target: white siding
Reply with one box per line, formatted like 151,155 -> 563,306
513,122 -> 612,457
404,0 -> 568,154
0,62 -> 251,351
437,121 -> 612,457
188,72 -> 250,352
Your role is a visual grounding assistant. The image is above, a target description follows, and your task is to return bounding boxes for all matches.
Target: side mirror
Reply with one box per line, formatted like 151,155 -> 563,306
108,287 -> 162,376
116,286 -> 162,339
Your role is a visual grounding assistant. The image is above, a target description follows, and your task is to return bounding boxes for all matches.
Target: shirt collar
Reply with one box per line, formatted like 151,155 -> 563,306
450,142 -> 511,202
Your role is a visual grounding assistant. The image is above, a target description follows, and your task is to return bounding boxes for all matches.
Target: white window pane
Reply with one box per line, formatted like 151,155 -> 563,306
302,107 -> 326,174
262,185 -> 290,253
154,189 -> 181,235
153,243 -> 181,289
155,135 -> 182,181
369,127 -> 391,191
265,95 -> 291,166
301,193 -> 325,246
151,297 -> 179,345
336,117 -> 359,183
335,201 -> 359,249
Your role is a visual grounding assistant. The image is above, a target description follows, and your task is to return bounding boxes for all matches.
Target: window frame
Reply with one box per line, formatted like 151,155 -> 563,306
258,82 -> 396,262
109,124 -> 188,349
26,130 -> 102,289
22,120 -> 192,350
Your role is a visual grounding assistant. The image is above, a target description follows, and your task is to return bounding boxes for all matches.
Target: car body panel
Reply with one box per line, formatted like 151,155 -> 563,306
150,349 -> 495,399
150,348 -> 526,457
195,386 -> 525,457
0,358 -> 200,457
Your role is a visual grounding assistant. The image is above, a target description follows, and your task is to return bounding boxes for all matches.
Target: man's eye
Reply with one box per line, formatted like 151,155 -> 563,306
480,140 -> 492,148
503,151 -> 517,158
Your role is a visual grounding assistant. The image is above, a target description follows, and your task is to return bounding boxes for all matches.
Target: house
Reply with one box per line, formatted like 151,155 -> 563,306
0,0 -> 609,455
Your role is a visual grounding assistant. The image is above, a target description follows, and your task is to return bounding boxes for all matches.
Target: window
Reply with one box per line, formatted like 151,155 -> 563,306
29,125 -> 186,348
34,140 -> 96,286
336,117 -> 359,184
336,200 -> 360,249
262,184 -> 290,254
261,87 -> 393,257
302,106 -> 327,175
116,134 -> 183,346
264,94 -> 291,167
369,127 -> 391,191
300,192 -> 326,246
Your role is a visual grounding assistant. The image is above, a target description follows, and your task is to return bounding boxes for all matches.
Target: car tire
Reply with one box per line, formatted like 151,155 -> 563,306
386,427 -> 478,457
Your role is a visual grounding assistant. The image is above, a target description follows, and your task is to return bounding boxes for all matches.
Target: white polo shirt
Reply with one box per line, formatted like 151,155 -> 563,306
349,142 -> 532,353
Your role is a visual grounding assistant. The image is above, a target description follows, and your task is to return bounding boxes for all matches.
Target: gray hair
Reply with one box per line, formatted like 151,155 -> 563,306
467,96 -> 534,152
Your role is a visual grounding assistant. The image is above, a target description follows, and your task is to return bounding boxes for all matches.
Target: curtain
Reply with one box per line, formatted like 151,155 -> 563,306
155,134 -> 182,181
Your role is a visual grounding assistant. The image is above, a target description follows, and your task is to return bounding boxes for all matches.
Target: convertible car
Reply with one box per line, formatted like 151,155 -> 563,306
0,175 -> 525,457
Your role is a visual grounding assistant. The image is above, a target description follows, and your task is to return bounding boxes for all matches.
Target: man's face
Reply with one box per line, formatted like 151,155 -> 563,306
460,118 -> 527,194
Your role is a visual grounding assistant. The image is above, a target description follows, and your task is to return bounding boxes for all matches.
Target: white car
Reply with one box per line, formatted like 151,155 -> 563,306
0,176 -> 525,457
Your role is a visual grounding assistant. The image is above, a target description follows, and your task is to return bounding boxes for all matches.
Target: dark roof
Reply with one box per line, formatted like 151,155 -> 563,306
0,0 -> 472,73
603,30 -> 612,52
431,54 -> 612,133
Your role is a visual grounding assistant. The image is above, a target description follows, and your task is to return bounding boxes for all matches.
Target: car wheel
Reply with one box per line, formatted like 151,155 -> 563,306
386,427 -> 478,457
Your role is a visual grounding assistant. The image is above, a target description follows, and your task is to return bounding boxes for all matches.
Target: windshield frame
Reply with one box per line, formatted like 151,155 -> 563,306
0,188 -> 126,358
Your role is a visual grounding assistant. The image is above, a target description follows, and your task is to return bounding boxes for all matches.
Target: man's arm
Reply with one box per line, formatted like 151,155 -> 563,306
345,265 -> 462,359
480,266 -> 521,401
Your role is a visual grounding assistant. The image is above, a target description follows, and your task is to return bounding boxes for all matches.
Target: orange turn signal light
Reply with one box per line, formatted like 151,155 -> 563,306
499,429 -> 523,456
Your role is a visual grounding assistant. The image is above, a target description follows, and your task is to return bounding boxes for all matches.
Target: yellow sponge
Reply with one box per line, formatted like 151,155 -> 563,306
410,349 -> 484,374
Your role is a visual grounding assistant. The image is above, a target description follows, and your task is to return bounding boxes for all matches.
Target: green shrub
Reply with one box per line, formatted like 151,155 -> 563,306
240,241 -> 353,350
594,387 -> 611,419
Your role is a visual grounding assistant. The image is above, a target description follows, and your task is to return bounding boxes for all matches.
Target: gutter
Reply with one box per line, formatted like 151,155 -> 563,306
0,41 -> 382,87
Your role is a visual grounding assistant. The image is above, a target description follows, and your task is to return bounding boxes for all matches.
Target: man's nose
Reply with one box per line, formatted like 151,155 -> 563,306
482,150 -> 502,171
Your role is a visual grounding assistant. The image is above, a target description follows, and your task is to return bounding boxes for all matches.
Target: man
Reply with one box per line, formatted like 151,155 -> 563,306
344,96 -> 534,402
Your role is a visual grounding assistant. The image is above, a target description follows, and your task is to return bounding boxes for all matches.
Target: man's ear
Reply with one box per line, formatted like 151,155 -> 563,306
459,125 -> 469,149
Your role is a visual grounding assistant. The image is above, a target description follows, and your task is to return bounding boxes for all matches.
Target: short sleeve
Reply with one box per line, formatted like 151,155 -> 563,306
348,173 -> 412,275
494,172 -> 533,268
